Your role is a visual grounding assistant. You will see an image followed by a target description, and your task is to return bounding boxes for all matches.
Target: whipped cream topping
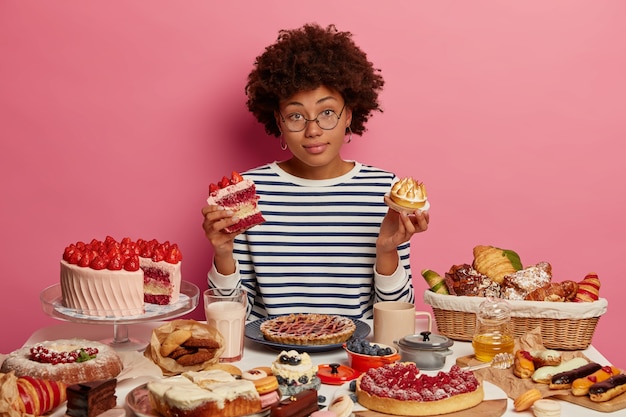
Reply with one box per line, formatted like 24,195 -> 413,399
271,350 -> 318,383
147,371 -> 259,410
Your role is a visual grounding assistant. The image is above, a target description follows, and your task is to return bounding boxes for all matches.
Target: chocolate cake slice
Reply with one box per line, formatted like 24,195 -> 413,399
66,378 -> 117,417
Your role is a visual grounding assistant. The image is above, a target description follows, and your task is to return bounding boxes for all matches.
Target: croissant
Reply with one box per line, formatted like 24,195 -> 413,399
472,245 -> 523,284
525,281 -> 578,302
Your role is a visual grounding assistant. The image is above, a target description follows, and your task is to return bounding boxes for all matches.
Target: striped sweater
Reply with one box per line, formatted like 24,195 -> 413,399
208,161 -> 415,320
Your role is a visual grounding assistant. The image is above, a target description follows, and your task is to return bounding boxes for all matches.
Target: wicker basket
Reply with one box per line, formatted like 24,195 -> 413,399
423,290 -> 608,350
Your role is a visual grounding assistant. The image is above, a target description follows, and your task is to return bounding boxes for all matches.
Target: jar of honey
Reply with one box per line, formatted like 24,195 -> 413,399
472,297 -> 514,362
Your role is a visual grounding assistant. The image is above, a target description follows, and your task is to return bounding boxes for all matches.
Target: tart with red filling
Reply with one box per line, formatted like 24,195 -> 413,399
356,363 -> 484,416
260,314 -> 356,345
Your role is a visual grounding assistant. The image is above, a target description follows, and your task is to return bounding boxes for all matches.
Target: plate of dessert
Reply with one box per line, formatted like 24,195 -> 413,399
126,383 -> 271,417
245,313 -> 371,353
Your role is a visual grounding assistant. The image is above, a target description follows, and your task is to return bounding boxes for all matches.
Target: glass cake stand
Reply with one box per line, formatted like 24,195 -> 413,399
40,281 -> 200,351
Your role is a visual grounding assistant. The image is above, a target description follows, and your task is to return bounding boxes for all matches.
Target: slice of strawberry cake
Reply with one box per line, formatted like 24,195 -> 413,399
60,236 -> 182,317
207,171 -> 265,233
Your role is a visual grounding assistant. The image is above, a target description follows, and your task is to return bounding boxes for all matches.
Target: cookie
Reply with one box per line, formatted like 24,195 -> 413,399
168,346 -> 197,359
203,363 -> 242,377
160,329 -> 192,357
175,348 -> 217,366
182,337 -> 221,349
328,394 -> 354,417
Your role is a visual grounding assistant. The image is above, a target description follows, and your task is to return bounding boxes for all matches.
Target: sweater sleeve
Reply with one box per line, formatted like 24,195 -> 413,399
373,242 -> 415,304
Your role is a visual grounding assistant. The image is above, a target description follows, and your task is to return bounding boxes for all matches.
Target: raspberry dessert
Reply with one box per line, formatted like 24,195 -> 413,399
206,171 -> 265,233
1,339 -> 123,386
356,363 -> 484,416
60,236 -> 182,317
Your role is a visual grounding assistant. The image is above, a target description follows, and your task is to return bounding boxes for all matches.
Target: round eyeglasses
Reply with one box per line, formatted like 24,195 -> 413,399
279,104 -> 345,132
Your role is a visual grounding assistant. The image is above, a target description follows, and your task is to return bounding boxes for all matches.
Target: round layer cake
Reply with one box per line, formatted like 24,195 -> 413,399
1,339 -> 123,386
356,363 -> 483,416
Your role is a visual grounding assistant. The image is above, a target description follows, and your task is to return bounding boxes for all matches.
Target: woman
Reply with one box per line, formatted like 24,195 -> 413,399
202,23 -> 429,319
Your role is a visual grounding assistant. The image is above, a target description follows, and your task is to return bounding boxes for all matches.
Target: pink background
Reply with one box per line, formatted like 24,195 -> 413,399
1,1 -> 625,367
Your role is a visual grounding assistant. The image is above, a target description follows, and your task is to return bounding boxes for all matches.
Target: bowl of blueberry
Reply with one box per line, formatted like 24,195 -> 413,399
343,338 -> 401,373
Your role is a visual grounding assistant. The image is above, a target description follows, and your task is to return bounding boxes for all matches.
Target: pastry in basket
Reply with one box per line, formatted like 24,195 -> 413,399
500,262 -> 552,300
356,363 -> 483,416
575,272 -> 601,302
524,281 -> 578,302
260,313 -> 356,345
144,320 -> 224,376
421,269 -> 449,294
444,264 -> 501,297
472,245 -> 522,284
271,350 -> 321,396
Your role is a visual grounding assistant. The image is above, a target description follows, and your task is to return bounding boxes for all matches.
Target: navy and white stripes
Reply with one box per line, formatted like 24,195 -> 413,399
208,161 -> 415,320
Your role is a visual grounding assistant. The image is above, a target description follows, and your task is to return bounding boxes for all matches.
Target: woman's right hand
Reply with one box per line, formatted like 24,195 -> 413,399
201,205 -> 240,256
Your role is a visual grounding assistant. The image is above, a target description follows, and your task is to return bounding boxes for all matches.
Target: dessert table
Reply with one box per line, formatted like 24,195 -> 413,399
17,321 -> 616,417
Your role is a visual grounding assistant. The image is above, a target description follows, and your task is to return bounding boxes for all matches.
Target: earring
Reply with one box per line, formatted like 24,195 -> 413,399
344,126 -> 352,144
279,135 -> 287,151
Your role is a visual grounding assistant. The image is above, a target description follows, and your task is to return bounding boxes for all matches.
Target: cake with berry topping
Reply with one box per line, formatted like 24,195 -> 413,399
0,339 -> 123,386
60,236 -> 182,317
206,171 -> 265,233
356,363 -> 483,416
271,350 -> 321,396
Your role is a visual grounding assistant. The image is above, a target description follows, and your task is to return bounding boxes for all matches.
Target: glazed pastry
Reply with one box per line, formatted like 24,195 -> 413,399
575,272 -> 601,302
472,245 -> 522,284
525,281 -> 578,302
571,365 -> 621,396
513,350 -> 535,379
270,389 -> 319,417
549,363 -> 603,389
589,374 -> 626,402
532,357 -> 589,384
531,349 -> 562,368
513,388 -> 542,412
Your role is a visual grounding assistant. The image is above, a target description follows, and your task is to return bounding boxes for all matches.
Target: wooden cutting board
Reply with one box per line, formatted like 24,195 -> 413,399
353,399 -> 507,417
456,354 -> 626,413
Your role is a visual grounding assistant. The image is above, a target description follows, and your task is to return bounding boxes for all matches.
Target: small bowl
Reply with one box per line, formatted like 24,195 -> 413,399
343,342 -> 401,373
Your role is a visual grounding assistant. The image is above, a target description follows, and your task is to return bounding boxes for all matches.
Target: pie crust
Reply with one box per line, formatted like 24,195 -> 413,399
259,314 -> 356,345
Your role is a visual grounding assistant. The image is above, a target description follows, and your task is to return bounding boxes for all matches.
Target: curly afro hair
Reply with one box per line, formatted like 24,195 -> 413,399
245,23 -> 385,138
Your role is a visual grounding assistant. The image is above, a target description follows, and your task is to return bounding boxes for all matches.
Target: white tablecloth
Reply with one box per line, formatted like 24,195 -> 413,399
19,321 -> 614,417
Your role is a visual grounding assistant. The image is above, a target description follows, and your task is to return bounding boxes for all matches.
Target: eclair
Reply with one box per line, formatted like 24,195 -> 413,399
589,374 -> 626,402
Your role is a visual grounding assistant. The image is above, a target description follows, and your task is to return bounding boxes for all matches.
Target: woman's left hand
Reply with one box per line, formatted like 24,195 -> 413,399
377,195 -> 429,252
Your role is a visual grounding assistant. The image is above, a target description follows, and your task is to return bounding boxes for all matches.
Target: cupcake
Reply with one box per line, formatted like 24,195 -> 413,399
271,350 -> 321,396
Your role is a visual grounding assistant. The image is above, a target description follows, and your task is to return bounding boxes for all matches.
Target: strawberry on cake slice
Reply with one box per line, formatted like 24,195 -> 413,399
207,171 -> 265,233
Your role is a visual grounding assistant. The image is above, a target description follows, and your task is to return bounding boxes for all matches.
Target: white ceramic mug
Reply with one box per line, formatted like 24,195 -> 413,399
373,301 -> 432,347
204,288 -> 248,362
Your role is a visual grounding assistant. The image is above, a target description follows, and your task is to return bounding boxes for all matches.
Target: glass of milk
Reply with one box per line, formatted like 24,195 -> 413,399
204,288 -> 248,362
